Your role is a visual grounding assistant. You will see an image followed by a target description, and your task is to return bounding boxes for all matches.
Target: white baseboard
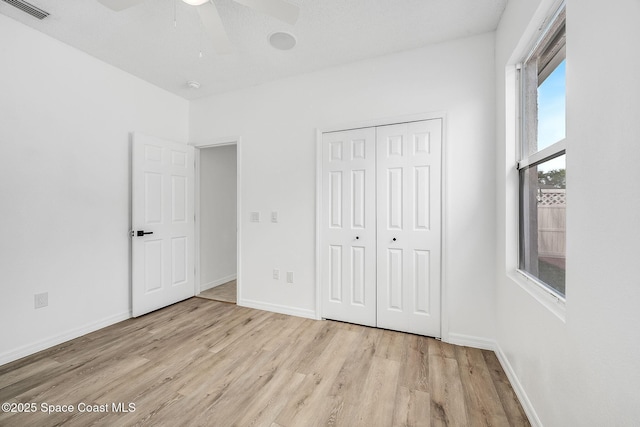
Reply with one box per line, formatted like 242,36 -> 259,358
494,344 -> 542,427
238,298 -> 317,320
446,333 -> 496,351
0,311 -> 131,366
201,274 -> 237,292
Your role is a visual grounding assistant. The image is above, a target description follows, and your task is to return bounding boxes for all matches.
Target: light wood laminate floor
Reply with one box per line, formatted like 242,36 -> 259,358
198,280 -> 237,304
0,298 -> 529,426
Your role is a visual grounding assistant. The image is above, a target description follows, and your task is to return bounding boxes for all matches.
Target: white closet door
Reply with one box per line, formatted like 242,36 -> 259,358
321,128 -> 377,326
376,120 -> 442,336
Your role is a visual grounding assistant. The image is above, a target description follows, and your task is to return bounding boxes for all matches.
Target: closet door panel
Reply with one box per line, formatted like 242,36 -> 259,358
321,128 -> 377,326
376,120 -> 442,337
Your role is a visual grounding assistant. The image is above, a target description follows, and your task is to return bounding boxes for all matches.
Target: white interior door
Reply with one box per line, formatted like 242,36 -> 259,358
132,133 -> 195,317
376,120 -> 442,336
321,128 -> 377,327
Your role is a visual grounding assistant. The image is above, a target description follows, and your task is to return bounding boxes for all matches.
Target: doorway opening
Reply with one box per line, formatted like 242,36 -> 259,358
196,142 -> 239,304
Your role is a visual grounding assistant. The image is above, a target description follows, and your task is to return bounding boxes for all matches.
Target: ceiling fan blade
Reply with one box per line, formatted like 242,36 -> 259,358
97,0 -> 146,11
233,0 -> 299,25
197,1 -> 233,54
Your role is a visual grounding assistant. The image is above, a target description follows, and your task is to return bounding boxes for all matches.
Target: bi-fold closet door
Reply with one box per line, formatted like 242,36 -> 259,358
321,119 -> 442,337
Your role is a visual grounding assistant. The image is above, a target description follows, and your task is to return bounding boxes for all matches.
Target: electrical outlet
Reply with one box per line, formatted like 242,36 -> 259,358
250,212 -> 260,222
34,292 -> 48,309
273,269 -> 280,280
287,271 -> 294,284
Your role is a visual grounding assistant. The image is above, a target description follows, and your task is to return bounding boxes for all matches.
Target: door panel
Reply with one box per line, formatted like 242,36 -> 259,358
387,168 -> 403,229
414,166 -> 430,230
172,176 -> 187,222
414,249 -> 431,314
329,245 -> 342,302
329,171 -> 343,228
376,120 -> 442,337
351,246 -> 366,305
144,172 -> 162,223
352,170 -> 366,228
321,128 -> 376,326
387,248 -> 403,310
132,133 -> 195,317
144,240 -> 163,292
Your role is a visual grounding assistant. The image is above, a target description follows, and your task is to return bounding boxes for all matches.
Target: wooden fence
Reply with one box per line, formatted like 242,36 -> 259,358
538,189 -> 566,258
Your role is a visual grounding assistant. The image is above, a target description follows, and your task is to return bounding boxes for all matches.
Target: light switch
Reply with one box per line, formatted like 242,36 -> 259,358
271,211 -> 278,223
250,212 -> 260,222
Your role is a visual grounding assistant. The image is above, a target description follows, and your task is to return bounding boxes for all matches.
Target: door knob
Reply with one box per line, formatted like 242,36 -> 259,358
355,236 -> 360,240
136,230 -> 154,237
392,237 -> 397,242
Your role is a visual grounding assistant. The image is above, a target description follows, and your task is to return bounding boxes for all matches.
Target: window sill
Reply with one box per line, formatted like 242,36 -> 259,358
509,269 -> 567,322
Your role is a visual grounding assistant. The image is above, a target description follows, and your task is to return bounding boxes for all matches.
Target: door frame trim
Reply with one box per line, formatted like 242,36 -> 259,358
315,112 -> 448,339
192,136 -> 242,304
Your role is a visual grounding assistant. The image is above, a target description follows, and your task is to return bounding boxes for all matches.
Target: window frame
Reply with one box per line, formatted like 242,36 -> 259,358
516,3 -> 567,300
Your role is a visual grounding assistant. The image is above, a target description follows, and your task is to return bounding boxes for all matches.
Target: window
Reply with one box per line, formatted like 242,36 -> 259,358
518,5 -> 566,297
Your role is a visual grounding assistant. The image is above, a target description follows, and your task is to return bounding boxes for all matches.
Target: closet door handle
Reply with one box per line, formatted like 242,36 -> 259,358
392,237 -> 397,242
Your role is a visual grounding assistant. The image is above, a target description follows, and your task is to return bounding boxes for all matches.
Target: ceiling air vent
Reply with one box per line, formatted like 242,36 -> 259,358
1,0 -> 49,20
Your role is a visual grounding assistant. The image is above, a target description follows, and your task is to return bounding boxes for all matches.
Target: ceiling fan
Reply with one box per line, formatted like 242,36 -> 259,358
97,0 -> 299,54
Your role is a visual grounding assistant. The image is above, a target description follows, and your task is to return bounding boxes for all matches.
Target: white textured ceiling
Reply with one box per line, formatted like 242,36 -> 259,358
1,0 -> 506,100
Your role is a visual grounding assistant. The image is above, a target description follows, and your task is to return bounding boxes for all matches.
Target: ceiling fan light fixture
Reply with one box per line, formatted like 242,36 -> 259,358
182,0 -> 209,6
269,31 -> 296,51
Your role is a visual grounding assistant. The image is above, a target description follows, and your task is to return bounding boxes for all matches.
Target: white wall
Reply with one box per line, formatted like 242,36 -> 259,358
191,33 -> 498,341
495,0 -> 640,425
0,15 -> 189,364
199,145 -> 237,290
